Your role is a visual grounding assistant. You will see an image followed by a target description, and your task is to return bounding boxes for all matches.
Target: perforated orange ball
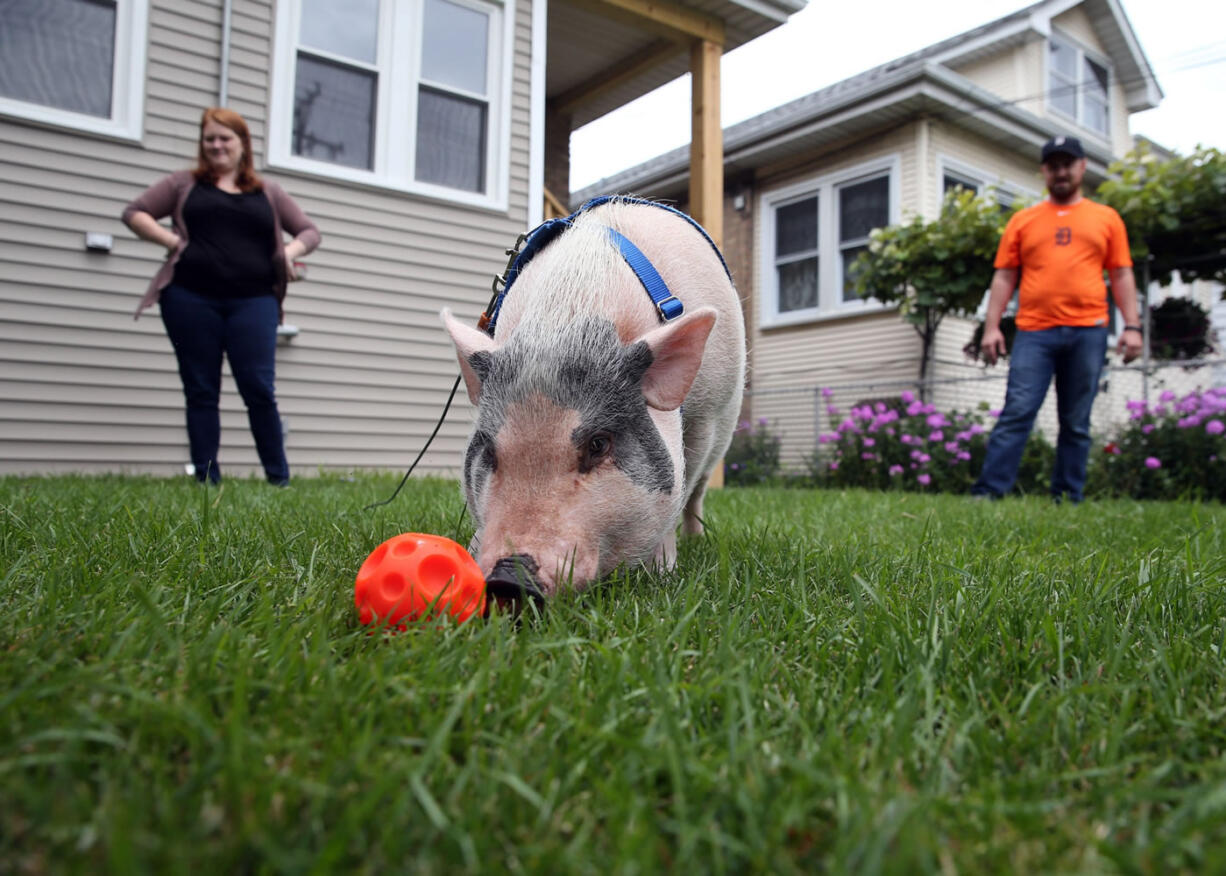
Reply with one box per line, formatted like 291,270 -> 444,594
354,533 -> 486,628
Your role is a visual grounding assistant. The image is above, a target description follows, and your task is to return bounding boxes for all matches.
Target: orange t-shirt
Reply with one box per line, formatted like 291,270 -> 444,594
994,199 -> 1133,331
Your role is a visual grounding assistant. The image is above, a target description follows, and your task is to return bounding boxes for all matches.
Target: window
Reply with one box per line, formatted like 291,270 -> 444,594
0,0 -> 148,140
1048,35 -> 1110,138
839,176 -> 889,301
774,197 -> 818,314
943,171 -> 980,197
939,159 -> 1026,213
270,0 -> 512,207
761,159 -> 898,326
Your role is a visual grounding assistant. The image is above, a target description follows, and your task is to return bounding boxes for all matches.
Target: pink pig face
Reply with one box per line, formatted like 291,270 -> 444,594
443,309 -> 715,603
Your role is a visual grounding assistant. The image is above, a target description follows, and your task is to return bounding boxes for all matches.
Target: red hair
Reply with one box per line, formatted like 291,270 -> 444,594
193,107 -> 262,192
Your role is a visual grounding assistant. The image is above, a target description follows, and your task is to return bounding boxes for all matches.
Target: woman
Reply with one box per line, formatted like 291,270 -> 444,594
123,107 -> 320,486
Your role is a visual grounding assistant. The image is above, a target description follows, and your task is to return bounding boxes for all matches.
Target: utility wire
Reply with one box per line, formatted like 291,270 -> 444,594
923,51 -> 1226,131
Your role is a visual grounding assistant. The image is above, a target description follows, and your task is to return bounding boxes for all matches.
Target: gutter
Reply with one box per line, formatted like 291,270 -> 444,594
578,61 -> 1116,200
219,0 -> 233,106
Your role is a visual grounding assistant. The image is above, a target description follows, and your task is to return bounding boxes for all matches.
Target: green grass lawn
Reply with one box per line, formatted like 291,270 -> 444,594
2,475 -> 1225,874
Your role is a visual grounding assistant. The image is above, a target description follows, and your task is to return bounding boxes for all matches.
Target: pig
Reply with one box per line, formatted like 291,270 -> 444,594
441,197 -> 745,604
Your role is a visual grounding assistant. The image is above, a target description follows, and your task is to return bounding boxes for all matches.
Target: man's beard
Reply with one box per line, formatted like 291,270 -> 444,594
1049,180 -> 1078,202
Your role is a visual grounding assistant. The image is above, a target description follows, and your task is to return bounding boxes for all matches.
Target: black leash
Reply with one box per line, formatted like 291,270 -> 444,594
363,229 -> 531,512
363,374 -> 464,511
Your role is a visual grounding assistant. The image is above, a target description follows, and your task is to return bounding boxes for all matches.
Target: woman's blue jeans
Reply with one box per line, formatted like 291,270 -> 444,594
160,284 -> 289,484
972,325 -> 1108,502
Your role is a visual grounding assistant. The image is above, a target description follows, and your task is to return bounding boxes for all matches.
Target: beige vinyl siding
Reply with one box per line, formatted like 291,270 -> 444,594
0,0 -> 535,478
949,37 -> 1048,122
1051,6 -> 1104,55
750,124 -> 921,469
927,120 -> 1043,208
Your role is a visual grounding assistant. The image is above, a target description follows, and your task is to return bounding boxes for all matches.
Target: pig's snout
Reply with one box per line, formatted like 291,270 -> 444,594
485,554 -> 547,612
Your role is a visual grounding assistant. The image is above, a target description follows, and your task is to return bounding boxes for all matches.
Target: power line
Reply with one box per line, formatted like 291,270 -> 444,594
923,51 -> 1226,134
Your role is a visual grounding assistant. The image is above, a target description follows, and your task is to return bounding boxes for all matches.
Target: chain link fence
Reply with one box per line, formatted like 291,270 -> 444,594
749,357 -> 1226,474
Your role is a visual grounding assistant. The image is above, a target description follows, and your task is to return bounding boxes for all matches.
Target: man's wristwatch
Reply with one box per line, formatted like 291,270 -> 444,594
1122,325 -> 1142,333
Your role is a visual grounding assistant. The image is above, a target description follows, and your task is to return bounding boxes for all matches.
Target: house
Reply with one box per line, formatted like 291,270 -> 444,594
0,0 -> 802,478
574,0 -> 1165,469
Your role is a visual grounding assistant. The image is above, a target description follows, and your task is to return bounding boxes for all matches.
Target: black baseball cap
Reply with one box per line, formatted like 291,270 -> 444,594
1041,135 -> 1085,163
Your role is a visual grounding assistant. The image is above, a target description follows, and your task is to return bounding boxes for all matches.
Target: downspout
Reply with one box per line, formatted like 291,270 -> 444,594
218,0 -> 233,106
528,0 -> 548,227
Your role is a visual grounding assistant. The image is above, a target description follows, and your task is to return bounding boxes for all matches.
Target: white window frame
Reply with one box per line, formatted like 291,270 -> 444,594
0,0 -> 149,141
937,156 -> 1033,211
1046,32 -> 1112,140
268,0 -> 514,211
758,156 -> 900,328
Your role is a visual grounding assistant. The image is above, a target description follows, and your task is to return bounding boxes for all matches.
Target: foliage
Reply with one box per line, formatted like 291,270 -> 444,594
1096,144 -> 1226,288
962,314 -> 1019,364
725,417 -> 782,485
805,389 -> 1052,495
1087,386 -> 1226,501
1149,297 -> 1216,360
850,189 -> 1020,381
4,477 -> 1226,871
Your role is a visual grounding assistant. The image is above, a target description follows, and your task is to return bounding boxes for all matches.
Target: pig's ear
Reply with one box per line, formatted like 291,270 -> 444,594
441,308 -> 497,404
634,307 -> 717,411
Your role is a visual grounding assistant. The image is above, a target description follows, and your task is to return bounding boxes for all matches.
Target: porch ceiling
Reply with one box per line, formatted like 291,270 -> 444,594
547,0 -> 803,128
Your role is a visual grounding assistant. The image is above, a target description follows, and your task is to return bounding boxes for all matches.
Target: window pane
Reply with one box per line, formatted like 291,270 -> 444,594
1083,59 -> 1108,132
293,54 -> 375,169
777,257 -> 818,313
775,197 -> 817,257
1050,40 -> 1077,78
944,174 -> 978,195
839,176 -> 889,242
421,0 -> 489,95
842,247 -> 868,302
1084,58 -> 1108,102
1084,96 -> 1108,135
416,87 -> 486,192
300,0 -> 379,64
0,0 -> 115,117
1050,79 -> 1076,117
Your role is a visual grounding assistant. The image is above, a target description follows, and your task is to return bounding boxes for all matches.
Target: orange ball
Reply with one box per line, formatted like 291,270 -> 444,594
354,533 -> 486,628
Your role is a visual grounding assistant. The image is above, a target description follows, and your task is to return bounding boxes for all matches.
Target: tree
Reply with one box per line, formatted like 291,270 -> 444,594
1096,144 -> 1226,289
850,188 -> 1018,386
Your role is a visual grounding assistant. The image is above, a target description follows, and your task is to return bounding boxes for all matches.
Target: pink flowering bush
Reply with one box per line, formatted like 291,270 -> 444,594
1088,386 -> 1226,500
725,417 -> 782,485
807,391 -> 1052,494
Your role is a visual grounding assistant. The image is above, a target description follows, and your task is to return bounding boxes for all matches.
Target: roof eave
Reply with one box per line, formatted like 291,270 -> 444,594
576,61 -> 1123,202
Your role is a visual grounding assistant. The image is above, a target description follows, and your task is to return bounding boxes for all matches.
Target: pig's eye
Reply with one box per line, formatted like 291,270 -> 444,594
582,432 -> 613,468
588,433 -> 612,457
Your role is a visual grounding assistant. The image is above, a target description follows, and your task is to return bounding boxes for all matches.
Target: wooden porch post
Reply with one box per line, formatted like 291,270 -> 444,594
689,39 -> 722,249
690,38 -> 725,488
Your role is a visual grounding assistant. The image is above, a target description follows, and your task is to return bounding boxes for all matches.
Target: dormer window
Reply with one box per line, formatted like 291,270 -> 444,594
1049,35 -> 1110,138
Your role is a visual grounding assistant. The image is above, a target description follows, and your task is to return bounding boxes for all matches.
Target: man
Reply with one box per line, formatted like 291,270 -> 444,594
971,135 -> 1143,503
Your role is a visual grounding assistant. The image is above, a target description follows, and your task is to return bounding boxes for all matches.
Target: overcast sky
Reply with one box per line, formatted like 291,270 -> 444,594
569,0 -> 1226,190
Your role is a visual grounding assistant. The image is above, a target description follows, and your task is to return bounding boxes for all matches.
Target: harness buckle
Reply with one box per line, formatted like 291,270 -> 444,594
656,296 -> 684,321
490,232 -> 528,295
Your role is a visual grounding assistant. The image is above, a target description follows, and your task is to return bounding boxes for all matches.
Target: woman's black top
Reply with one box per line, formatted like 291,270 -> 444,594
173,182 -> 277,298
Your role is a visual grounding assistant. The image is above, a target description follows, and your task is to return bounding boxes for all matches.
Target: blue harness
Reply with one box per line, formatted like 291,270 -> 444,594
481,195 -> 731,337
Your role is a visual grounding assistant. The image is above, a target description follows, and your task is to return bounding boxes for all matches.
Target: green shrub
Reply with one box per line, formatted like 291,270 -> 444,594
805,391 -> 1053,495
726,418 -> 782,485
1149,297 -> 1216,360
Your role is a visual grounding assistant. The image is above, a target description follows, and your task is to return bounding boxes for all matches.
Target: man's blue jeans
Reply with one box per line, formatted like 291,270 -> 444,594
160,284 -> 289,485
972,325 -> 1107,502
